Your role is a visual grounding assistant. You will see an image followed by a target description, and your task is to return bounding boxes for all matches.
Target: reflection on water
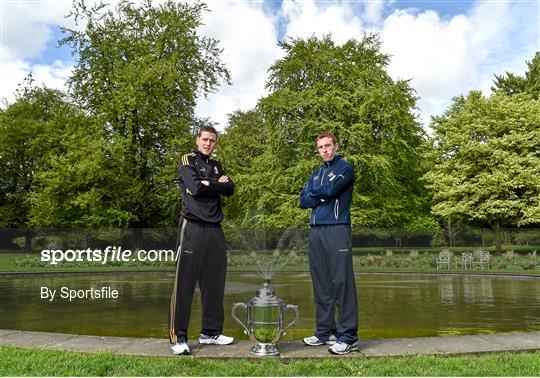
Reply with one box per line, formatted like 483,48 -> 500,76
0,272 -> 539,340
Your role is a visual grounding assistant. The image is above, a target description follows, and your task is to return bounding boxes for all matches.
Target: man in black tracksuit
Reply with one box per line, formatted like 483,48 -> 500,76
169,126 -> 234,355
300,132 -> 359,355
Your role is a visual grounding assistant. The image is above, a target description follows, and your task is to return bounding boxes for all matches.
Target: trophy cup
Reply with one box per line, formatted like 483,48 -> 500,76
232,280 -> 299,356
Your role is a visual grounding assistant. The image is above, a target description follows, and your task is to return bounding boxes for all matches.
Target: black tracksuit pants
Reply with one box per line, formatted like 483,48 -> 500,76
308,224 -> 358,344
169,218 -> 227,343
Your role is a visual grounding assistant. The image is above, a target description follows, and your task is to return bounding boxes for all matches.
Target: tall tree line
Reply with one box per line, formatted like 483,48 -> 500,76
0,0 -> 538,251
218,35 -> 431,231
1,0 -> 230,231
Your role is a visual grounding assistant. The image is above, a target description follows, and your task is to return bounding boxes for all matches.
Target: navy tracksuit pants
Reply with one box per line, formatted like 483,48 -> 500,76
168,218 -> 227,343
308,224 -> 358,344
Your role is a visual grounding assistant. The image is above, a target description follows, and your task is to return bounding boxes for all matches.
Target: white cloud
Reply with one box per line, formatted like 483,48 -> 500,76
0,0 -> 76,104
0,51 -> 72,105
281,0 -> 364,44
380,0 -> 538,127
1,0 -> 76,59
1,0 -> 537,130
362,0 -> 387,25
195,0 -> 282,130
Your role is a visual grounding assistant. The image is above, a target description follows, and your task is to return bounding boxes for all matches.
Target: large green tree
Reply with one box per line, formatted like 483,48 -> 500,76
215,110 -> 266,224
0,78 -> 91,248
223,34 -> 431,230
0,78 -> 79,228
31,0 -> 230,228
492,52 -> 540,98
424,91 -> 540,253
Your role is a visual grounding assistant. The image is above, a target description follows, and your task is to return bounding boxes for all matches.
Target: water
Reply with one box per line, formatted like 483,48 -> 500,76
1,272 -> 539,340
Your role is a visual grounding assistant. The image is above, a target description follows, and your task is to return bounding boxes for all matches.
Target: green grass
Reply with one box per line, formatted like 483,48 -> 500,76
352,245 -> 540,254
0,252 -> 175,273
0,346 -> 538,376
1,248 -> 539,275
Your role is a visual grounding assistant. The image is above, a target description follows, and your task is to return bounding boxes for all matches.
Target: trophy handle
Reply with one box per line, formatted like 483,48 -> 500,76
231,302 -> 249,334
282,304 -> 299,335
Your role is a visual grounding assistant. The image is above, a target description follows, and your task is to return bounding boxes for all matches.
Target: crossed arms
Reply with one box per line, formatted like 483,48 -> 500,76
300,164 -> 354,209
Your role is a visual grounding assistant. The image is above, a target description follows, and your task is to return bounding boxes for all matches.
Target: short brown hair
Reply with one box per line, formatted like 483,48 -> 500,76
197,126 -> 218,138
316,132 -> 337,144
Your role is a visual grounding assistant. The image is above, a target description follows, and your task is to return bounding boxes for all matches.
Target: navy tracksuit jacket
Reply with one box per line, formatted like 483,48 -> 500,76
300,154 -> 358,344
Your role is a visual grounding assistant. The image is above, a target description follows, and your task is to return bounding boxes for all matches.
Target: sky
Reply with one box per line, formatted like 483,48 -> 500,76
1,0 -> 539,131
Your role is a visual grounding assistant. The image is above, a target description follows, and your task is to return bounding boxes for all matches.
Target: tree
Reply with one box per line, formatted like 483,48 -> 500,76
32,0 -> 230,228
28,116 -> 136,228
492,52 -> 540,98
225,34 -> 430,229
0,77 -> 90,248
424,91 -> 540,253
0,78 -> 74,217
215,110 -> 266,224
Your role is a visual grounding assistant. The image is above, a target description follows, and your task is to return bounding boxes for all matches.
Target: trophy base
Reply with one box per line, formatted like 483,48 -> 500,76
250,343 -> 280,356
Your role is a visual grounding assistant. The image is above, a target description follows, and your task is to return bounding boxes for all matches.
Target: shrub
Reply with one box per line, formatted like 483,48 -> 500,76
473,249 -> 483,260
409,249 -> 419,260
503,250 -> 517,262
367,254 -> 377,266
287,250 -> 300,264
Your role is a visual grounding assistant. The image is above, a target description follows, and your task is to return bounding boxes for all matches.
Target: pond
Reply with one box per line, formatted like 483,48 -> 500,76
1,272 -> 539,340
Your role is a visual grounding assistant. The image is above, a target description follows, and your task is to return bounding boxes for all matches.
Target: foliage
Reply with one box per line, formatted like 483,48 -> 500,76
0,77 -> 83,228
424,91 -> 540,253
222,34 -> 430,229
492,52 -> 540,98
31,0 -> 231,228
4,248 -> 538,274
216,110 -> 267,223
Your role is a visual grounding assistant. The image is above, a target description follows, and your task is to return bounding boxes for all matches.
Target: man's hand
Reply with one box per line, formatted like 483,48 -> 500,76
218,175 -> 229,183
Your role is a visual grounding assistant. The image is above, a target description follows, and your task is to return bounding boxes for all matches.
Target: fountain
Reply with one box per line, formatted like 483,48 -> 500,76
231,224 -> 304,356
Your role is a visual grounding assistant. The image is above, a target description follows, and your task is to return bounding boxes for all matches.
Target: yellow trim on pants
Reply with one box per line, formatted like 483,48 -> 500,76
169,218 -> 188,344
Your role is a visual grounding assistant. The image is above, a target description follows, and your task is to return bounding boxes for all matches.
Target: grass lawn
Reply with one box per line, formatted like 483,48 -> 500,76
1,248 -> 539,275
1,346 -> 539,376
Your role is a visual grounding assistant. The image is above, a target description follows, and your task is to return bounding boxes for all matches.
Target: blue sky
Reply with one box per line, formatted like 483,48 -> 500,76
31,1 -> 475,66
1,0 -> 538,129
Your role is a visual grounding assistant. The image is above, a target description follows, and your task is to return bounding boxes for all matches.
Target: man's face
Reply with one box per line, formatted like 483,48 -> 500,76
317,137 -> 338,162
196,131 -> 217,156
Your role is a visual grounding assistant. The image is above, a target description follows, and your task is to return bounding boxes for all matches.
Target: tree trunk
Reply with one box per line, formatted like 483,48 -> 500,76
446,218 -> 453,247
131,228 -> 144,252
494,221 -> 502,254
24,230 -> 33,251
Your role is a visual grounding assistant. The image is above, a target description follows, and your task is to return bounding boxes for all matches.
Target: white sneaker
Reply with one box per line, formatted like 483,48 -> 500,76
303,334 -> 337,346
170,341 -> 190,355
198,334 -> 234,345
328,341 -> 358,355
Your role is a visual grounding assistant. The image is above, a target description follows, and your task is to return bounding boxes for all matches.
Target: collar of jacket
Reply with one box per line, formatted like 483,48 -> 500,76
323,154 -> 342,167
193,148 -> 211,163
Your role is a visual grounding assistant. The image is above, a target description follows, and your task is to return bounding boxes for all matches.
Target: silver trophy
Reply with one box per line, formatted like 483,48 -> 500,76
232,280 -> 299,356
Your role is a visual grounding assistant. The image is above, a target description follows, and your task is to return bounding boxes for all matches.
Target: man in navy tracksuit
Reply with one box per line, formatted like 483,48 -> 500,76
300,132 -> 359,355
169,126 -> 235,355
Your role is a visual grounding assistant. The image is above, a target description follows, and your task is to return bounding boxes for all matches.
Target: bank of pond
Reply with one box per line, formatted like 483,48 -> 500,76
1,272 -> 538,341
